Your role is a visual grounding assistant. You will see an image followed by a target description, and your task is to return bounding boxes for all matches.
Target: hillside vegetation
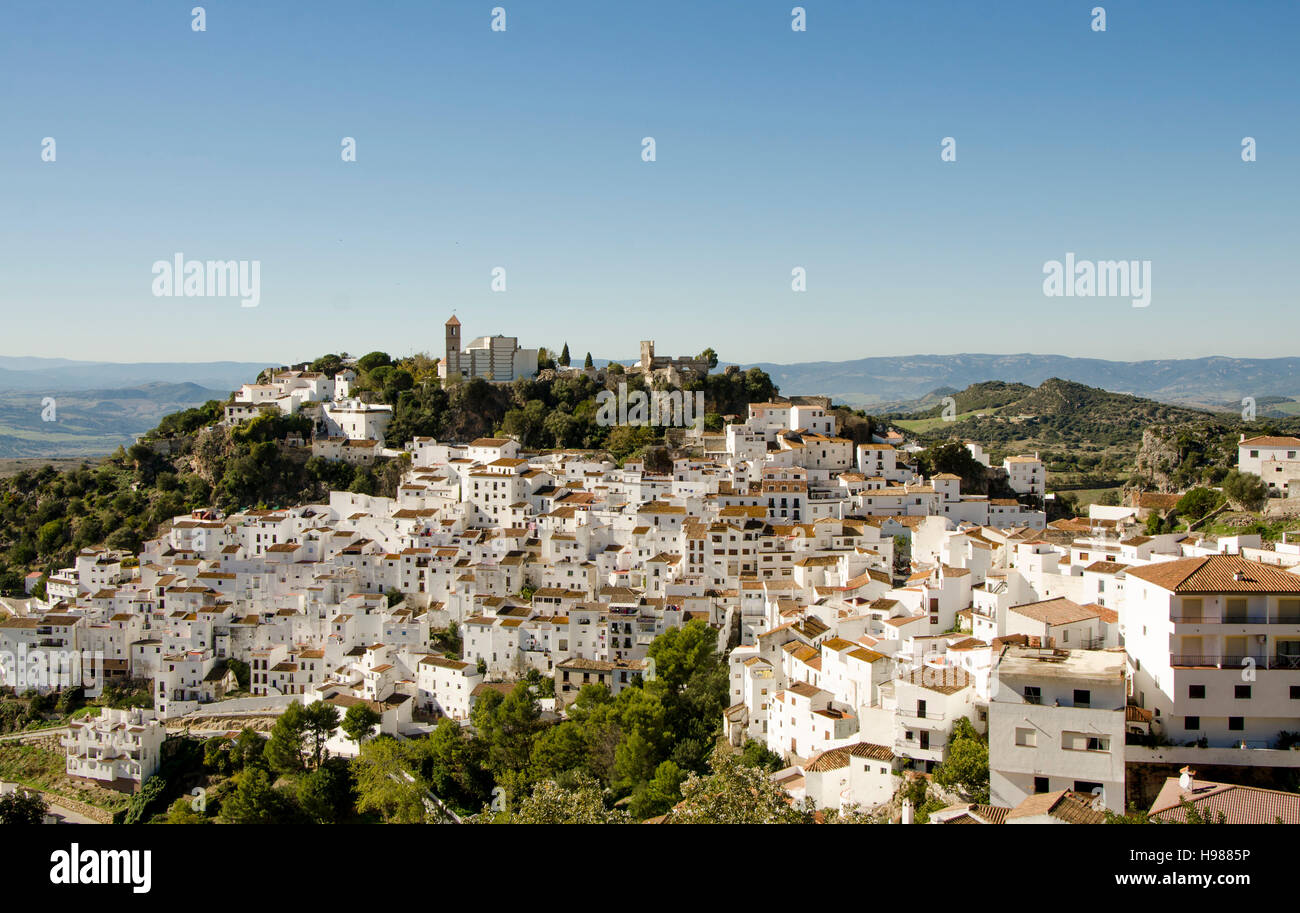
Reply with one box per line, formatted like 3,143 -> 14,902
886,378 -> 1300,490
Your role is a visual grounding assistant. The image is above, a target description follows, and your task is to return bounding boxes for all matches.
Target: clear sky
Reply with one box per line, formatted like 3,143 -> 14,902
2,1 -> 1296,366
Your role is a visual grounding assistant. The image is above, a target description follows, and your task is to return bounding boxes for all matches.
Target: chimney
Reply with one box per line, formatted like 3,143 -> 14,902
901,797 -> 914,825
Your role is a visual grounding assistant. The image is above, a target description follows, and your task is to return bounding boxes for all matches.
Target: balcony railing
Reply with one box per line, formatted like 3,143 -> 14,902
894,736 -> 946,754
1170,655 -> 1267,669
1172,615 -> 1269,625
897,708 -> 945,721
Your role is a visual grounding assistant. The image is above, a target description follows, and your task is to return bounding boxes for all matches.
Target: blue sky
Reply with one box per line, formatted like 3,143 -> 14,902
1,1 -> 1296,366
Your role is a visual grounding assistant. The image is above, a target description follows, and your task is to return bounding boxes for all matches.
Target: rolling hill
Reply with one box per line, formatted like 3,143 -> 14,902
883,378 -> 1260,489
739,354 -> 1300,411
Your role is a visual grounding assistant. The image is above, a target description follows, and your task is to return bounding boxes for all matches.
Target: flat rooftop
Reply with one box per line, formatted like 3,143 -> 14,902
996,645 -> 1125,682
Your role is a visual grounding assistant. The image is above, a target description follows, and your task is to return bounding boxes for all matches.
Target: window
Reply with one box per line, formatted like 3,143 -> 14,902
1184,716 -> 1200,731
1188,684 -> 1205,699
1073,689 -> 1091,707
1291,686 -> 1300,700
1064,731 -> 1110,752
1023,686 -> 1041,704
1235,685 -> 1251,699
1034,777 -> 1050,794
1015,727 -> 1036,747
1229,717 -> 1244,731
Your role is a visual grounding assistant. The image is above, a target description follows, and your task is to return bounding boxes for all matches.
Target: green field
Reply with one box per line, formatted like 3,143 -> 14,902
1057,486 -> 1124,509
894,407 -> 1010,434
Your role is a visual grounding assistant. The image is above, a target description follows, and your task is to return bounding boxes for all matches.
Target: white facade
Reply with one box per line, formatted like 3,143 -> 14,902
1238,435 -> 1300,497
1125,555 -> 1300,749
62,708 -> 165,788
988,645 -> 1127,813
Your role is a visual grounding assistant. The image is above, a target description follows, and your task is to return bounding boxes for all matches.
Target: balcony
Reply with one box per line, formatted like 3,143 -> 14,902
897,708 -> 945,722
1170,655 -> 1267,669
894,735 -> 947,756
1172,615 -> 1269,625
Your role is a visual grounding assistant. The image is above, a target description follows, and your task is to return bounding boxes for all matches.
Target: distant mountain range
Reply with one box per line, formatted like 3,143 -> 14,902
0,358 -> 259,458
0,381 -> 231,459
0,356 -> 270,393
736,354 -> 1300,412
2,351 -> 1298,459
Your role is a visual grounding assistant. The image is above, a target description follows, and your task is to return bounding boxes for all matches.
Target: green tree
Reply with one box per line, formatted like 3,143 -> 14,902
220,766 -> 296,824
530,720 -> 592,782
302,701 -> 342,767
559,343 -> 571,367
584,352 -> 594,369
739,738 -> 783,772
471,683 -> 544,799
506,775 -> 628,824
354,737 -> 429,823
664,747 -> 808,823
36,519 -> 70,555
408,718 -> 494,814
914,442 -> 988,495
202,736 -> 233,776
643,619 -> 728,773
1222,470 -> 1268,511
933,717 -> 989,804
165,796 -> 209,824
122,774 -> 169,824
297,758 -> 357,823
357,351 -> 392,373
630,759 -> 686,819
1176,486 -> 1223,521
231,727 -> 265,770
0,788 -> 47,824
341,702 -> 381,748
265,701 -> 309,774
